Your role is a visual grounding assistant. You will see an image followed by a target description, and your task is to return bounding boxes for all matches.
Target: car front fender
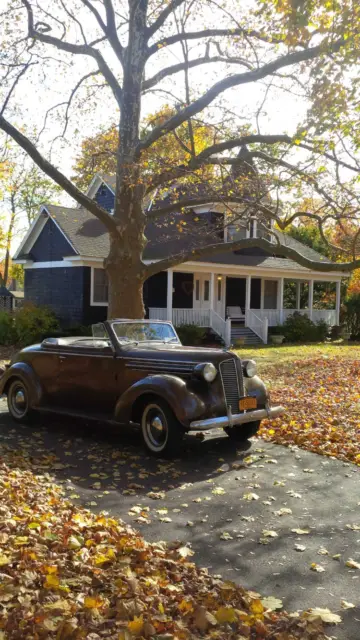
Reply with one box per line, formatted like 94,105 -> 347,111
115,374 -> 206,427
0,362 -> 44,407
243,374 -> 268,407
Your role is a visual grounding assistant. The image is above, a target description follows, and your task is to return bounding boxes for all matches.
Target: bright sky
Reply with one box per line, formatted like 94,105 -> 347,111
0,0 -> 310,254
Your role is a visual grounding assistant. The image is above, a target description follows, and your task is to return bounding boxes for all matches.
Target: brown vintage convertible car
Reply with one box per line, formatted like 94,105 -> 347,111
0,320 -> 284,456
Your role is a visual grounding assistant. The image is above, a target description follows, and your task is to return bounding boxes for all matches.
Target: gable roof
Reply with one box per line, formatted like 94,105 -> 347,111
15,202 -> 340,275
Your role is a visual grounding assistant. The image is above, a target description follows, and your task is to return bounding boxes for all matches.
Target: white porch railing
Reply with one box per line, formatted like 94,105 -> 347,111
248,309 -> 280,327
149,307 -> 167,321
312,309 -> 337,324
245,309 -> 269,344
210,309 -> 228,342
283,308 -> 336,325
173,308 -> 211,327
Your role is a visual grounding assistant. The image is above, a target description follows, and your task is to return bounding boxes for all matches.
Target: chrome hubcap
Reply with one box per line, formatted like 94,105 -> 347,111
144,406 -> 168,450
10,385 -> 27,417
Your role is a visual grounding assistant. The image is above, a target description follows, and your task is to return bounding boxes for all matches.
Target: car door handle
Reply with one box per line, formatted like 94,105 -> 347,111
59,355 -> 67,361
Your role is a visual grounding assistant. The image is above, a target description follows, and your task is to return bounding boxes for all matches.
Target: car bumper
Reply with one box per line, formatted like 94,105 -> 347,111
189,404 -> 285,431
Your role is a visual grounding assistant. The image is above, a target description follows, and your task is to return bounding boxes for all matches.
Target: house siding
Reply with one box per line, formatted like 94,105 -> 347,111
30,218 -> 76,261
25,267 -> 85,326
94,184 -> 115,213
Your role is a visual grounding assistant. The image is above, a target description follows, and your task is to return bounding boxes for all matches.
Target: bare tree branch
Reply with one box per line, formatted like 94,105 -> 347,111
21,0 -> 123,107
145,236 -> 354,276
147,26 -> 286,57
147,0 -> 186,37
139,39 -> 346,152
0,115 -> 118,233
1,59 -> 37,116
62,70 -> 101,137
142,55 -> 252,91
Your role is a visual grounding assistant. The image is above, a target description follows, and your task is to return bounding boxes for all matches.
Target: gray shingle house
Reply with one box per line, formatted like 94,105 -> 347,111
13,172 -> 348,344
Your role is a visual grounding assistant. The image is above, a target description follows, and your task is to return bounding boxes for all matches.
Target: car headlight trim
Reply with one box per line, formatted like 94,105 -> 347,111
243,359 -> 257,378
194,362 -> 217,382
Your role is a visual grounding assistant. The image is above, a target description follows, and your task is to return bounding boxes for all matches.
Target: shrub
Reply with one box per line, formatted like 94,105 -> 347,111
344,293 -> 360,339
14,303 -> 59,346
176,323 -> 206,346
282,312 -> 328,343
0,312 -> 17,345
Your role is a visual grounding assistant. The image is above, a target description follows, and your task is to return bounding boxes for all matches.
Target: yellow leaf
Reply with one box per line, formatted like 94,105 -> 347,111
84,596 -> 102,609
14,536 -> 29,546
215,606 -> 237,623
127,615 -> 144,635
44,574 -> 60,589
44,565 -> 58,574
0,554 -> 11,566
179,599 -> 193,613
250,599 -> 264,616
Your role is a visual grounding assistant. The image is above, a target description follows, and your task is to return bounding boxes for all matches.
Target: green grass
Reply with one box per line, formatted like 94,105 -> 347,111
233,342 -> 360,374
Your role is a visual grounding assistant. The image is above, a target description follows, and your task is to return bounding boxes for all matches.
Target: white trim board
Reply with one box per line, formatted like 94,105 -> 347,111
13,206 -> 78,260
90,266 -> 108,306
13,210 -> 47,259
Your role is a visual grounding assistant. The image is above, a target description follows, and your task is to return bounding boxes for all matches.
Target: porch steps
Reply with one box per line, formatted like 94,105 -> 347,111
231,325 -> 263,346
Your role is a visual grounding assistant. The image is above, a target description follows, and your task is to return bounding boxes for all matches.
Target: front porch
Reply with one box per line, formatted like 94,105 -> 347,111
147,267 -> 342,346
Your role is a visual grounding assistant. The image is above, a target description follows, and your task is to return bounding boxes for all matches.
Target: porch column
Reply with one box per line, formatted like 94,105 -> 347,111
260,278 -> 265,310
308,279 -> 314,320
296,281 -> 301,310
245,275 -> 251,312
209,272 -> 215,311
278,277 -> 284,324
335,280 -> 341,325
166,269 -> 173,321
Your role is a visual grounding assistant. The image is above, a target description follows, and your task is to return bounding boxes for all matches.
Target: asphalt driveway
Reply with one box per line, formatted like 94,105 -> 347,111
0,398 -> 359,640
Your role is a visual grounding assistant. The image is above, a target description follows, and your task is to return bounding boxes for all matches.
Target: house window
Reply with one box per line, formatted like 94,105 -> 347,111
195,279 -> 200,301
92,268 -> 108,304
249,218 -> 257,238
204,280 -> 210,302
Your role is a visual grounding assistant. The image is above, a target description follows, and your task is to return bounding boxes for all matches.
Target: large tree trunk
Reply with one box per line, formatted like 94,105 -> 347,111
107,0 -> 148,319
105,232 -> 146,318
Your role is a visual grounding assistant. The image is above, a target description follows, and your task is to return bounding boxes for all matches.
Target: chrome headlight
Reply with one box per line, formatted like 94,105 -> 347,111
243,359 -> 257,378
194,362 -> 217,382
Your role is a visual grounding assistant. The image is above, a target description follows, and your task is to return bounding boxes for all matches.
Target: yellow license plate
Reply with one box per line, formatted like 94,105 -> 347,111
239,397 -> 257,411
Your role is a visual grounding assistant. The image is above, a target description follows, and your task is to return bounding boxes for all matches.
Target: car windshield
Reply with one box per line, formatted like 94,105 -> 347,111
111,321 -> 180,345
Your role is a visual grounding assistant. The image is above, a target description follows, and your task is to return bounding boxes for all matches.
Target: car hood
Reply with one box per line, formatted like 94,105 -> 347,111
122,343 -> 239,366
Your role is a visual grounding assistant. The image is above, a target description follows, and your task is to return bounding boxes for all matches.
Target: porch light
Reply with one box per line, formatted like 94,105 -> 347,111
217,276 -> 222,281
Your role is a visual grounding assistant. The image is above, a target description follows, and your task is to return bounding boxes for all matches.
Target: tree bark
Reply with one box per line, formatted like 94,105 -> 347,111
105,232 -> 146,318
3,194 -> 16,287
106,0 -> 148,320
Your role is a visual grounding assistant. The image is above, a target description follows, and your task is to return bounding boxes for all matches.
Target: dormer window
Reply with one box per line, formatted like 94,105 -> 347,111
249,217 -> 257,238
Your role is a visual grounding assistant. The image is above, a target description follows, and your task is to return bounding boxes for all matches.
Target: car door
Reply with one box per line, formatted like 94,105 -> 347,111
55,341 -> 122,416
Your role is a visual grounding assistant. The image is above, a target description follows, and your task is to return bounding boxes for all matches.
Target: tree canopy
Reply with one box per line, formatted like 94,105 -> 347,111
0,0 -> 359,316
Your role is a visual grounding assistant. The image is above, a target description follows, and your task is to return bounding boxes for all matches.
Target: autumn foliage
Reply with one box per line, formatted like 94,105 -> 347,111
0,449 -> 330,639
260,356 -> 360,465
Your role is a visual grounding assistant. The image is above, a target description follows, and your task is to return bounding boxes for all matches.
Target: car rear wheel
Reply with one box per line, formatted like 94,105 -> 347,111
7,379 -> 34,424
141,399 -> 184,457
225,420 -> 261,442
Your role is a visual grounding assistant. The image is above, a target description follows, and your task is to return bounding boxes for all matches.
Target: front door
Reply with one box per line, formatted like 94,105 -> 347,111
226,277 -> 246,313
193,274 -> 211,310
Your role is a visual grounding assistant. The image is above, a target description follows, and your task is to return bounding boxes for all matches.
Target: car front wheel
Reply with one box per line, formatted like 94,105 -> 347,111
225,420 -> 261,442
141,399 -> 184,457
7,379 -> 35,424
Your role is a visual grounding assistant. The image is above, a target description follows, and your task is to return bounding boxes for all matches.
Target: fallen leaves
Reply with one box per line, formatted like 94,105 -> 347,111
345,558 -> 360,569
0,458 -> 332,640
310,563 -> 326,573
259,357 -> 360,466
304,608 -> 342,624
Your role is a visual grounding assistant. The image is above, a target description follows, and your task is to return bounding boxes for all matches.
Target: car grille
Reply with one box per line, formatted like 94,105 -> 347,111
219,358 -> 244,414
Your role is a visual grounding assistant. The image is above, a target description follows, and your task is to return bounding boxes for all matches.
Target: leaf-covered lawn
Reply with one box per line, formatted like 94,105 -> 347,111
254,350 -> 360,466
0,450 -> 333,640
